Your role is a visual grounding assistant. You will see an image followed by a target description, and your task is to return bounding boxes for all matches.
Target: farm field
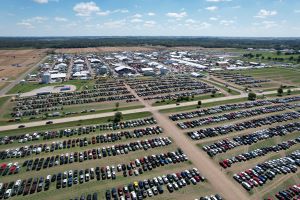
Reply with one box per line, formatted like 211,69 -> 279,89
213,67 -> 300,93
0,50 -> 46,80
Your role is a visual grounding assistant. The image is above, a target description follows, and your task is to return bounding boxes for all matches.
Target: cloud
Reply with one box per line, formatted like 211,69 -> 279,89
255,9 -> 277,18
144,20 -> 156,27
113,9 -> 129,13
16,16 -> 48,29
254,20 -> 278,29
220,20 -> 235,26
294,10 -> 300,13
185,19 -> 196,24
209,17 -> 218,21
103,20 -> 126,28
97,11 -> 110,16
184,20 -> 211,29
166,12 -> 187,20
54,17 -> 68,22
24,16 -> 48,23
33,0 -> 48,4
73,1 -> 100,16
148,12 -> 156,16
17,22 -> 35,29
132,14 -> 142,18
206,0 -> 231,2
95,9 -> 129,16
131,18 -> 143,23
206,6 -> 218,11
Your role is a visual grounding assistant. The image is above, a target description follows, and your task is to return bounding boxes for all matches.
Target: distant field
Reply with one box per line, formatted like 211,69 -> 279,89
55,46 -> 159,54
0,49 -> 46,80
235,67 -> 300,86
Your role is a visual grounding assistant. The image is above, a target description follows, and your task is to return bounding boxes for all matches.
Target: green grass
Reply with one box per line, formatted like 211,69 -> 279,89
262,174 -> 299,199
7,79 -> 95,94
159,97 -> 248,113
229,67 -> 300,86
203,79 -> 240,95
0,111 -> 152,137
265,90 -> 300,97
0,104 -> 145,126
0,96 -> 11,106
153,93 -> 225,106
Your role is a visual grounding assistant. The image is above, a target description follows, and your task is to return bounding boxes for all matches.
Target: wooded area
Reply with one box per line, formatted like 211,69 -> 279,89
0,37 -> 300,49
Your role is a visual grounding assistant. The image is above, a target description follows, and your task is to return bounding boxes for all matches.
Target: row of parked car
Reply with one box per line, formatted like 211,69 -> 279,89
177,104 -> 288,129
213,72 -> 270,87
18,137 -> 173,173
1,126 -> 163,161
0,117 -> 157,145
104,168 -> 205,200
219,137 -> 300,168
269,184 -> 300,200
144,89 -> 216,101
0,148 -> 188,199
70,193 -> 98,200
187,112 -> 300,140
12,92 -> 137,117
169,96 -> 300,121
127,76 -> 214,97
202,122 -> 300,157
196,194 -> 223,200
233,150 -> 300,191
170,99 -> 272,121
120,149 -> 188,177
0,162 -> 20,176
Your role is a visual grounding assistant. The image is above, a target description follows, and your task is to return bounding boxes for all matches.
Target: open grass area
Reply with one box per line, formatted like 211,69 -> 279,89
232,67 -> 300,86
0,111 -> 152,137
202,79 -> 241,95
153,93 -> 225,106
7,79 -> 96,94
0,96 -> 10,106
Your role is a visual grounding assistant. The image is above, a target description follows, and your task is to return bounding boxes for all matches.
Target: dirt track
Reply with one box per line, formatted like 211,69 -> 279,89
124,83 -> 250,200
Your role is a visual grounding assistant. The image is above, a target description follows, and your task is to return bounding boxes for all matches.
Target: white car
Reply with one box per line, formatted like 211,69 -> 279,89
4,189 -> 12,199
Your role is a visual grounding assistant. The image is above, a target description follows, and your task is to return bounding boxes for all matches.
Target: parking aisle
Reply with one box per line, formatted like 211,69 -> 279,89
125,83 -> 250,200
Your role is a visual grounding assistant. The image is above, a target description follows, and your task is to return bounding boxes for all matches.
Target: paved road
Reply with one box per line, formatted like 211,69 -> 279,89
0,55 -> 48,96
0,88 -> 299,131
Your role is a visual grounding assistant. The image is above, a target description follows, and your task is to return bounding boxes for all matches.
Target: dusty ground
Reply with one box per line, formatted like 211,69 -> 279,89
54,46 -> 162,54
0,49 -> 46,80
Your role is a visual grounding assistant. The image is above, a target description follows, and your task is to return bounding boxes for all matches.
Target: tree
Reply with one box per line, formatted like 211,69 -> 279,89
277,87 -> 283,96
198,101 -> 202,106
248,92 -> 256,101
227,88 -> 232,93
287,89 -> 292,95
113,112 -> 123,123
211,90 -> 217,97
115,102 -> 119,110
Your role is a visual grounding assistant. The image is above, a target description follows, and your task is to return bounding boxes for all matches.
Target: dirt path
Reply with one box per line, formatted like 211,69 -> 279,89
124,83 -> 250,200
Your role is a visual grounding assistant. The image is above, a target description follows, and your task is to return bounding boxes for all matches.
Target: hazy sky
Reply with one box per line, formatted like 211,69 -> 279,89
0,0 -> 299,37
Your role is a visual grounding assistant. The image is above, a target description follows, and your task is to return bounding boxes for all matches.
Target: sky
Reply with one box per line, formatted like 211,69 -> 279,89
0,0 -> 299,37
